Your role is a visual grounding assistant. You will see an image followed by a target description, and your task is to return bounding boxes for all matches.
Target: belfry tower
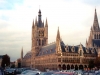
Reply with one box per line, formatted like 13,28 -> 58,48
31,9 -> 48,56
86,8 -> 100,49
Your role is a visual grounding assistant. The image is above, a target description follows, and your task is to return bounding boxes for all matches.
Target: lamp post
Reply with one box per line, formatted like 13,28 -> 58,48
61,53 -> 62,71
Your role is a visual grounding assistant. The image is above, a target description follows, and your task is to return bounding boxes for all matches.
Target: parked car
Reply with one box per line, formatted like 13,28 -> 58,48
4,68 -> 16,75
21,70 -> 40,75
39,72 -> 54,75
94,71 -> 100,75
52,72 -> 75,75
74,70 -> 83,75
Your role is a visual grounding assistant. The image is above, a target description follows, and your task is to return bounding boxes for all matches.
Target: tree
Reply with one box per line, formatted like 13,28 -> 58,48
1,54 -> 10,68
88,60 -> 94,69
18,63 -> 21,68
11,64 -> 15,68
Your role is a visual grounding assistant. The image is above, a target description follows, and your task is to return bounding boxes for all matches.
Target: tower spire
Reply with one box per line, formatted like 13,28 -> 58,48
93,8 -> 99,30
45,18 -> 48,27
32,19 -> 34,28
21,47 -> 23,59
56,27 -> 61,40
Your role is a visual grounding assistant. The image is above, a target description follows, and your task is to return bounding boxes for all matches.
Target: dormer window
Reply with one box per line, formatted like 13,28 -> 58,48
91,48 -> 95,53
86,48 -> 89,53
65,47 -> 69,52
71,47 -> 75,52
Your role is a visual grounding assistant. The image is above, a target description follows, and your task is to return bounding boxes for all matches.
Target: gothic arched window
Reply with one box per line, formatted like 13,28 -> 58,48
37,39 -> 38,45
39,39 -> 41,46
99,34 -> 100,39
97,34 -> 98,39
42,40 -> 44,46
94,34 -> 96,39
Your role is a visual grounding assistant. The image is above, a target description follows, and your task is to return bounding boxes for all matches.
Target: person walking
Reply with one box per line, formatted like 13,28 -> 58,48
0,70 -> 2,75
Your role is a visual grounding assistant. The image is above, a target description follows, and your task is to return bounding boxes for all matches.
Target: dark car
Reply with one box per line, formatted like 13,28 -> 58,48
4,68 -> 16,75
39,72 -> 54,75
52,72 -> 75,75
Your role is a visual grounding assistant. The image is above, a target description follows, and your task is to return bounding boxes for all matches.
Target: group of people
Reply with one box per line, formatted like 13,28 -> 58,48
0,67 -> 4,75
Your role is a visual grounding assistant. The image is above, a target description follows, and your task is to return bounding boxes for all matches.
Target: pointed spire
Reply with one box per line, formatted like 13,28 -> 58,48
86,39 -> 88,47
39,9 -> 41,13
32,19 -> 34,28
93,8 -> 99,29
91,26 -> 92,30
35,17 -> 37,26
21,47 -> 23,59
56,27 -> 60,40
45,18 -> 48,27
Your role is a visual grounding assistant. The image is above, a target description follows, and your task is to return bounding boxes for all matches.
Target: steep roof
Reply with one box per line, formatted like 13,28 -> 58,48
38,41 -> 65,56
23,51 -> 32,59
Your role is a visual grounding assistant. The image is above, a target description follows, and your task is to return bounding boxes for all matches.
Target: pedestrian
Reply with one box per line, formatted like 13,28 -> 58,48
0,70 -> 2,75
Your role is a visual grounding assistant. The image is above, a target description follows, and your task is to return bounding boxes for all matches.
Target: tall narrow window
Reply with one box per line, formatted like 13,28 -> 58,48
37,39 -> 38,45
42,40 -> 44,46
80,50 -> 82,56
97,34 -> 98,39
94,34 -> 96,39
39,39 -> 41,46
99,34 -> 100,39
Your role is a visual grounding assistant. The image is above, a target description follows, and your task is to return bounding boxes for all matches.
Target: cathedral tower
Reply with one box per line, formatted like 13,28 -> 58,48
86,8 -> 100,48
32,9 -> 48,56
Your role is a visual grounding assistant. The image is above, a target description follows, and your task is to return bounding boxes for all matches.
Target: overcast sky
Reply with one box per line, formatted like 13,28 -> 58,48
0,0 -> 100,61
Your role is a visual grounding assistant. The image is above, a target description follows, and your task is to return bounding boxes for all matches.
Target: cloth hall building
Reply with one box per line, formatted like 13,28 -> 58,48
21,9 -> 100,71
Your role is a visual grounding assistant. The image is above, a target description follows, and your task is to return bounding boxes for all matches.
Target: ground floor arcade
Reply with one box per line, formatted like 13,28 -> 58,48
34,63 -> 88,71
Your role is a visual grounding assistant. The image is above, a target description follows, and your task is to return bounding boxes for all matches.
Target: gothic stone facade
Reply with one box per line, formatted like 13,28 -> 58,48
22,9 -> 100,71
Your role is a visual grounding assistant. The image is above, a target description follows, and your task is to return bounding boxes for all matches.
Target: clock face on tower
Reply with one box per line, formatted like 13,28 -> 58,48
39,31 -> 44,37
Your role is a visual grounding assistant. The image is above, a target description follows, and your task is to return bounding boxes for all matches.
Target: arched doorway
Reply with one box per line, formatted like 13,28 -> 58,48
79,65 -> 83,70
58,64 -> 61,70
84,65 -> 87,68
75,65 -> 78,70
67,65 -> 70,70
62,64 -> 66,70
84,65 -> 87,71
71,65 -> 74,69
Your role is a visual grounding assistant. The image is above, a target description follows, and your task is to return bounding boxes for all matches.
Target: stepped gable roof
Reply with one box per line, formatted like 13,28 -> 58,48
38,41 -> 65,56
92,39 -> 100,47
23,51 -> 32,59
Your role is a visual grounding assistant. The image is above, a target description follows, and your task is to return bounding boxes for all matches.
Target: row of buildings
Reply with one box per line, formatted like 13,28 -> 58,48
20,8 -> 100,71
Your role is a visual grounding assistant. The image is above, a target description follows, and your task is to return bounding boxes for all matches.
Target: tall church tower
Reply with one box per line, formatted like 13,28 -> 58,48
86,8 -> 100,48
31,9 -> 48,56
